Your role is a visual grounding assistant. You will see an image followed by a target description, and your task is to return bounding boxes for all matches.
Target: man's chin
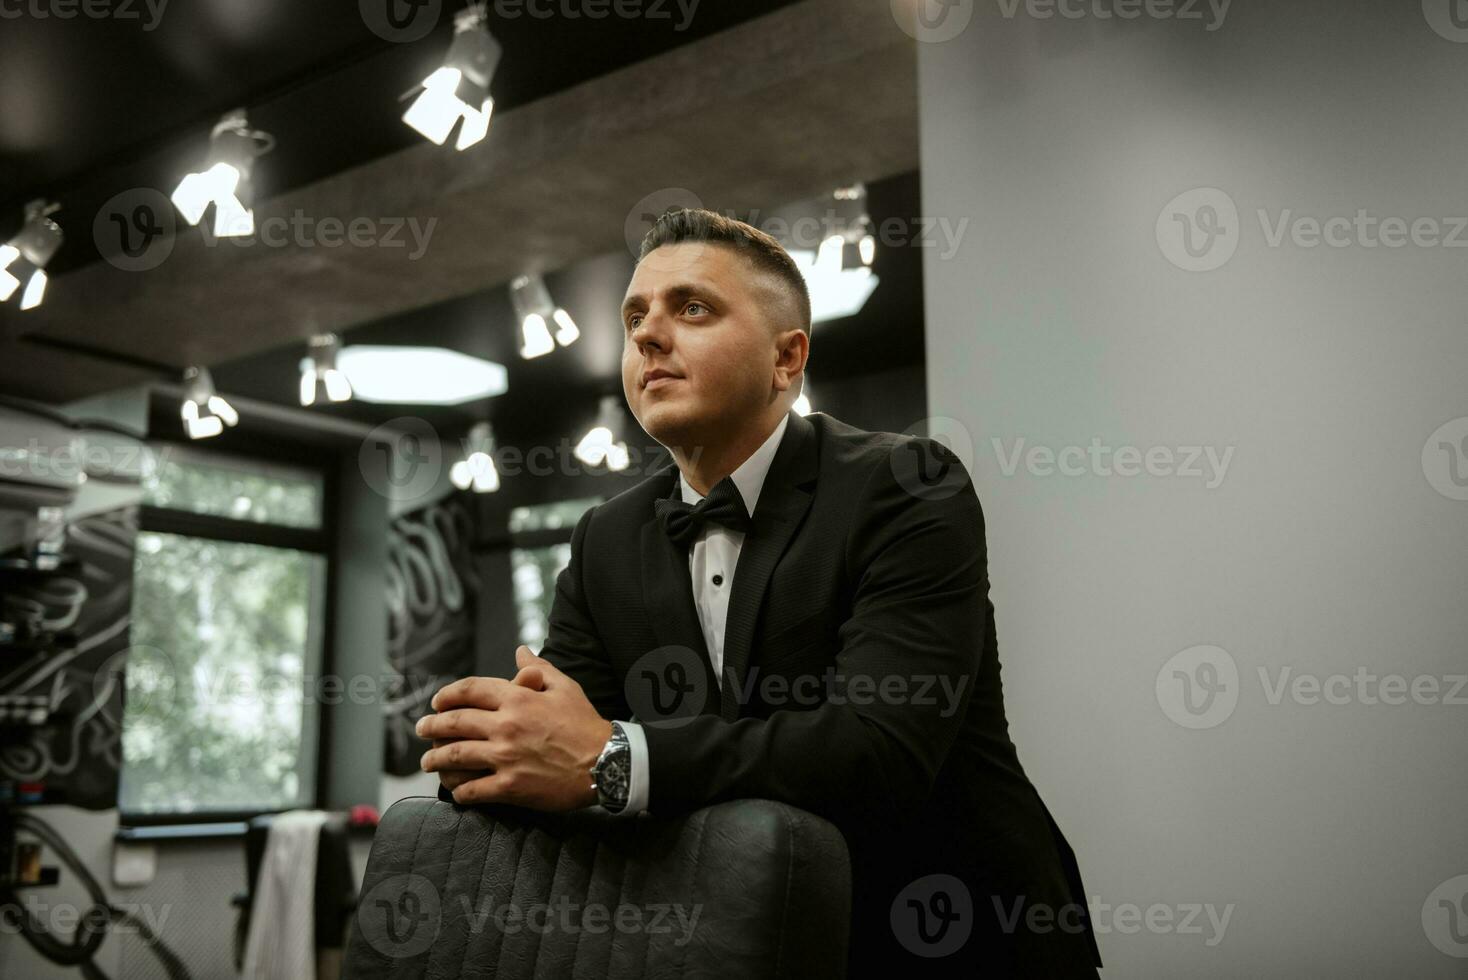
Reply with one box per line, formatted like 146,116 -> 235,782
639,402 -> 711,454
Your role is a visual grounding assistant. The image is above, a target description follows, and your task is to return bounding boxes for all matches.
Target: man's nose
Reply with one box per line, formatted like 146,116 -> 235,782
631,312 -> 669,352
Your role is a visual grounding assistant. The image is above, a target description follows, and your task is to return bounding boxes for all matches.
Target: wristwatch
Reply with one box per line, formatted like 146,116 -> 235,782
590,721 -> 631,814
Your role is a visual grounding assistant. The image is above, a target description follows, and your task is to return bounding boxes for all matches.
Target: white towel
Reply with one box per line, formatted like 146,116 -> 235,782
242,809 -> 330,980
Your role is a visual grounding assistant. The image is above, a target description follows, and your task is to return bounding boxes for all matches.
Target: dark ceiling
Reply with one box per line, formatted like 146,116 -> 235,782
0,0 -> 803,267
0,0 -> 925,448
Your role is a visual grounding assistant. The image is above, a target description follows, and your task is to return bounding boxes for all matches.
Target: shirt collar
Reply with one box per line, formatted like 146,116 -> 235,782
678,412 -> 791,517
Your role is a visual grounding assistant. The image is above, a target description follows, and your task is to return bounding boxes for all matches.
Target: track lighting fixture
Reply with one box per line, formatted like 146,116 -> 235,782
299,334 -> 353,406
0,200 -> 63,311
180,366 -> 238,440
403,6 -> 501,151
574,396 -> 631,472
171,109 -> 274,239
510,274 -> 579,359
450,421 -> 500,493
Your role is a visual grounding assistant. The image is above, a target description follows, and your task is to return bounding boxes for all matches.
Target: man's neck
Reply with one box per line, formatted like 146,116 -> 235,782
672,407 -> 785,497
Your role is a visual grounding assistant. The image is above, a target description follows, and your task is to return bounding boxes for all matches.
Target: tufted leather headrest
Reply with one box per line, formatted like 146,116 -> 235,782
343,797 -> 851,979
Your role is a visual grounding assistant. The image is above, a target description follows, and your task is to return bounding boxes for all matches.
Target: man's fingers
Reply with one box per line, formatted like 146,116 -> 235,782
438,768 -> 490,791
513,645 -> 573,691
421,738 -> 502,773
417,708 -> 497,741
430,738 -> 492,791
514,645 -> 538,672
450,771 -> 518,806
512,666 -> 547,691
431,676 -> 514,712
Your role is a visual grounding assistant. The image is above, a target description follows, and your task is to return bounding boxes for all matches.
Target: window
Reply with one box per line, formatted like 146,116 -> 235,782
119,446 -> 329,820
508,497 -> 601,648
142,446 -> 323,528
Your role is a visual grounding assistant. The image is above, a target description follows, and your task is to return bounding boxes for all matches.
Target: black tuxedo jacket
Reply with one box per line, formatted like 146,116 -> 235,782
450,409 -> 1101,975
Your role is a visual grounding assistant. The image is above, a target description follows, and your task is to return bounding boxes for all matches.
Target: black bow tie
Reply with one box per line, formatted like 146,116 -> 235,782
653,476 -> 753,549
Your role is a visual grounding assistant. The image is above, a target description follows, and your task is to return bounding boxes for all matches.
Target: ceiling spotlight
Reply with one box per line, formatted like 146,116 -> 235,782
450,421 -> 500,493
791,235 -> 879,324
299,333 -> 353,406
835,216 -> 876,269
0,200 -> 63,311
171,109 -> 273,239
830,185 -> 877,270
574,395 -> 631,472
858,225 -> 876,266
403,7 -> 501,151
772,184 -> 880,324
180,366 -> 238,440
510,274 -> 579,359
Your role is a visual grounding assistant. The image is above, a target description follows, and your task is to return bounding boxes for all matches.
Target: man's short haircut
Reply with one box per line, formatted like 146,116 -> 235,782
637,208 -> 812,336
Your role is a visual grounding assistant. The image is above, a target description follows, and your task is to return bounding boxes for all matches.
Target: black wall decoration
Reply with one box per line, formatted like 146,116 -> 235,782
0,507 -> 138,810
382,495 -> 478,776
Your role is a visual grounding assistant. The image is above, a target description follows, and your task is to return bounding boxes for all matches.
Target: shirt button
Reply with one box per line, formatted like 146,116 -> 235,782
711,574 -> 724,586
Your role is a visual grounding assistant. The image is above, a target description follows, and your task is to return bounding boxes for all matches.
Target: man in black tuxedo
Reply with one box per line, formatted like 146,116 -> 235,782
418,209 -> 1101,975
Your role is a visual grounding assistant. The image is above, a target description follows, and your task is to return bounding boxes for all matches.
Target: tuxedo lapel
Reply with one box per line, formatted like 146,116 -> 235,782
639,480 -> 723,718
717,410 -> 819,720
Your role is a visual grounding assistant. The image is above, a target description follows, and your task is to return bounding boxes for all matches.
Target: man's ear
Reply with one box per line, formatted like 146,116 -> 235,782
772,328 -> 809,392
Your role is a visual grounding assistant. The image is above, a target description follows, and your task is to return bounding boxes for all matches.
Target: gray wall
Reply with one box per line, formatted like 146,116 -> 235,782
917,1 -> 1467,976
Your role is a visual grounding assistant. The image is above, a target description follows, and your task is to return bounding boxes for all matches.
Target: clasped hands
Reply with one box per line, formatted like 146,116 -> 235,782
417,645 -> 613,811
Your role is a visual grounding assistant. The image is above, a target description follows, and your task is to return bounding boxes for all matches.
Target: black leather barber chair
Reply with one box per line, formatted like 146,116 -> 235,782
342,797 -> 852,979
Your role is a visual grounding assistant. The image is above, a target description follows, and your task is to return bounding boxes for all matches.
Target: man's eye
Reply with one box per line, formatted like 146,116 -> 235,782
626,315 -> 641,331
684,302 -> 706,316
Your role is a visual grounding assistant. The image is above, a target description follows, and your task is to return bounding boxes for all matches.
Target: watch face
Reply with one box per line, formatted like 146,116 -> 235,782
598,750 -> 631,807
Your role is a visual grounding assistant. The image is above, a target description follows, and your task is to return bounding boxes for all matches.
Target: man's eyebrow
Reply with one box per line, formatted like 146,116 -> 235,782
621,282 -> 723,318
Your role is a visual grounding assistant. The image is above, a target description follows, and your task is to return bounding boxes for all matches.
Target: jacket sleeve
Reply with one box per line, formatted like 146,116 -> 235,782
537,505 -> 628,719
639,439 -> 987,829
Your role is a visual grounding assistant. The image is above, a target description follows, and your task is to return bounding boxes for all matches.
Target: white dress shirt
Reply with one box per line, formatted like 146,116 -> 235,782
615,413 -> 790,817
